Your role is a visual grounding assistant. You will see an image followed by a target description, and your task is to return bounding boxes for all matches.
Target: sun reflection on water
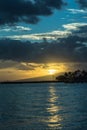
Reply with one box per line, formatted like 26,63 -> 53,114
46,85 -> 62,129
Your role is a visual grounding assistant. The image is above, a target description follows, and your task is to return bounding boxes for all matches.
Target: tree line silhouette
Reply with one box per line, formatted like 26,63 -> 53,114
56,70 -> 87,83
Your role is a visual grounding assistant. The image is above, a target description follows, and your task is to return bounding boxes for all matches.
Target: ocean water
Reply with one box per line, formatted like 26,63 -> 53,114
0,83 -> 87,130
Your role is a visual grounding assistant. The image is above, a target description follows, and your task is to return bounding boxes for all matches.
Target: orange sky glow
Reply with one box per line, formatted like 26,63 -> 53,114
0,62 -> 67,81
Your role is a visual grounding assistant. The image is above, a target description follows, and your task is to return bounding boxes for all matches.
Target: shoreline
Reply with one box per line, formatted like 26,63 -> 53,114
0,80 -> 87,84
0,80 -> 58,84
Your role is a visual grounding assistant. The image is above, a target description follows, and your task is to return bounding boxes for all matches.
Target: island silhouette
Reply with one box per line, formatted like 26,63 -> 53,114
56,70 -> 87,83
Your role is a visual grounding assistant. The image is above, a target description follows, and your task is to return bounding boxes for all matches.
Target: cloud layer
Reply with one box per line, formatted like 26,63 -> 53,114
0,25 -> 31,32
0,0 -> 87,26
0,0 -> 65,25
2,23 -> 87,41
78,0 -> 87,8
0,24 -> 87,63
67,9 -> 87,14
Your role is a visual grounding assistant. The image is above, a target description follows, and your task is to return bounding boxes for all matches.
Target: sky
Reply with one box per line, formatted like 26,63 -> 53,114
0,0 -> 87,81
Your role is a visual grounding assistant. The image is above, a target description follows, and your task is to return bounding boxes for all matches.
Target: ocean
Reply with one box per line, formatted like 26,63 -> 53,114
0,83 -> 87,130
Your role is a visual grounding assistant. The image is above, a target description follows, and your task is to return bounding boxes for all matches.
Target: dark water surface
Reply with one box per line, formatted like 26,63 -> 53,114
0,83 -> 87,130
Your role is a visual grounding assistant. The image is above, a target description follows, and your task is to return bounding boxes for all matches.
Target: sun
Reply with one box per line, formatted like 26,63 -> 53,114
48,69 -> 57,75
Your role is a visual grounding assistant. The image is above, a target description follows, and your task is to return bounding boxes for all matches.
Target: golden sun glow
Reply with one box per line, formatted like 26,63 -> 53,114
48,69 -> 57,75
0,62 -> 68,81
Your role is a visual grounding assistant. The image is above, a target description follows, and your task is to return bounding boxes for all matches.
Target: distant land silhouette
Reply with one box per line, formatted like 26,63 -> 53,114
56,70 -> 87,83
17,75 -> 56,82
0,74 -> 58,84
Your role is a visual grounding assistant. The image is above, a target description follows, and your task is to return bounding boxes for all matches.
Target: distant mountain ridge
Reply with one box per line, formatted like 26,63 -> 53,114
15,75 -> 56,82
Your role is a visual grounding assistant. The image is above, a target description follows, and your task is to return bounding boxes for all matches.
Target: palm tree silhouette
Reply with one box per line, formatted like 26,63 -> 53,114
56,70 -> 87,83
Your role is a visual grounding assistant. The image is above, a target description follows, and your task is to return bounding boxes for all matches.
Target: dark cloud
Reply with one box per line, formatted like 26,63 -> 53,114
0,60 -> 35,70
0,0 -> 65,25
0,25 -> 87,63
77,0 -> 87,8
0,0 -> 86,25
